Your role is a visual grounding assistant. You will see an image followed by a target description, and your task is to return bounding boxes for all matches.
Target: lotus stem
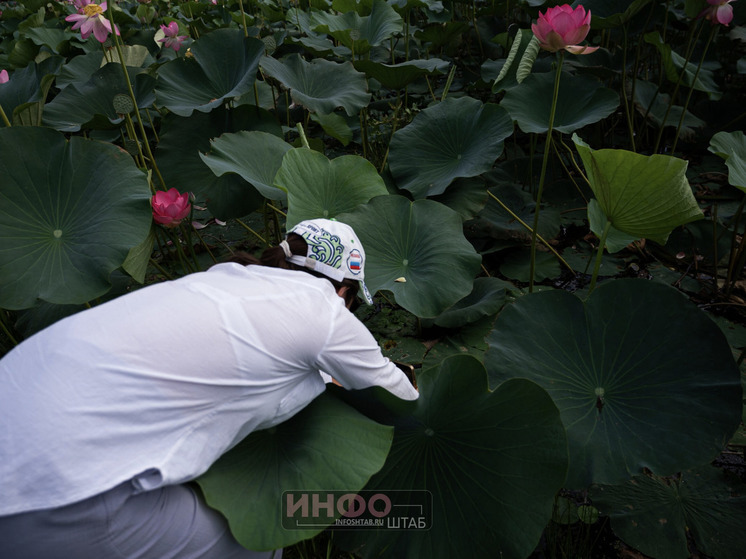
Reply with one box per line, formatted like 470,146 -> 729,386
441,64 -> 456,101
106,2 -> 166,190
149,257 -> 173,280
588,220 -> 612,294
620,24 -> 635,152
529,51 -> 564,292
296,123 -> 310,149
653,20 -> 703,154
0,309 -> 18,346
487,191 -> 575,275
236,218 -> 268,245
671,25 -> 718,154
237,0 -> 249,37
0,103 -> 11,127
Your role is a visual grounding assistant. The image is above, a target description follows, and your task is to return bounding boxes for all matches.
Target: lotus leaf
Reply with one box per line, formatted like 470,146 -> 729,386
196,392 -> 394,550
353,58 -> 449,90
156,105 -> 279,219
339,195 -> 482,317
0,57 -> 62,124
485,279 -> 743,488
43,64 -> 156,132
432,277 -> 507,328
501,72 -> 619,135
591,466 -> 746,559
275,149 -> 388,228
309,0 -> 403,55
260,54 -> 370,116
0,127 -> 152,309
335,355 -> 568,559
200,130 -> 292,201
708,130 -> 746,191
573,134 -> 703,245
388,96 -> 513,199
155,28 -> 264,117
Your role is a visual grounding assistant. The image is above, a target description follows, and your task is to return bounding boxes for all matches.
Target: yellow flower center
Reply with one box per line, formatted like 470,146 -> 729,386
83,4 -> 104,17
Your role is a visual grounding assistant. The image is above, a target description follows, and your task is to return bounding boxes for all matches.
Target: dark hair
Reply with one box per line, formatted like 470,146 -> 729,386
223,234 -> 361,310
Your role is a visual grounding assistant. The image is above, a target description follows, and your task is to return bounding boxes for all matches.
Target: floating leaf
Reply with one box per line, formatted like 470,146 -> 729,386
485,279 -> 743,488
339,195 -> 482,317
388,96 -> 513,199
591,466 -> 746,559
573,134 -> 704,245
335,355 -> 568,559
0,127 -> 151,309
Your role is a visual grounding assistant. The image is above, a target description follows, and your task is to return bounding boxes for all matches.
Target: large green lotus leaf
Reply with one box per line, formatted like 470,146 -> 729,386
708,130 -> 746,191
0,56 -> 62,121
353,58 -> 449,90
196,391 -> 394,551
260,54 -> 371,116
485,279 -> 743,488
200,131 -> 291,201
500,72 -> 619,135
339,195 -> 482,317
310,0 -> 403,55
43,64 -> 156,132
590,466 -> 746,559
0,127 -> 151,309
156,105 -> 279,219
335,355 -> 568,559
387,96 -> 513,199
274,149 -> 388,228
155,29 -> 264,117
573,134 -> 704,245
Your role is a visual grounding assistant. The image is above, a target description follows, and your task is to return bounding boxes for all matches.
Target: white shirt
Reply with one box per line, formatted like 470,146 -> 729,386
0,263 -> 418,516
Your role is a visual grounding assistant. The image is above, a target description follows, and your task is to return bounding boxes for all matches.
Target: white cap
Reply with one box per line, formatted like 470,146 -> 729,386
285,218 -> 374,304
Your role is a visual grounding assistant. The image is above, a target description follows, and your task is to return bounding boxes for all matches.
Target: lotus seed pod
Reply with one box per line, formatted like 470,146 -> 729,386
113,93 -> 135,115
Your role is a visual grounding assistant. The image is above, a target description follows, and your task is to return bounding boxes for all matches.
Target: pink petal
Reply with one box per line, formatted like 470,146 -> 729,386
565,44 -> 600,55
715,3 -> 734,24
0,70 -> 8,84
548,11 -> 579,42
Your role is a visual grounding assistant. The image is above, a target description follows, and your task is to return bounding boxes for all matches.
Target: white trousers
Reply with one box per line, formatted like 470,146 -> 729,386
0,481 -> 282,559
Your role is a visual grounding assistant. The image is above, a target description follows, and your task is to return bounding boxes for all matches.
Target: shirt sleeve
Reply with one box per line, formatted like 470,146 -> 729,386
314,301 -> 419,401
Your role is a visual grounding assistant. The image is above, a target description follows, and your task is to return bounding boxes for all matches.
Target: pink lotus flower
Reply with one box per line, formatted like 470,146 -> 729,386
152,188 -> 192,228
698,0 -> 736,25
158,21 -> 188,51
531,4 -> 599,55
0,70 -> 8,84
65,0 -> 119,43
